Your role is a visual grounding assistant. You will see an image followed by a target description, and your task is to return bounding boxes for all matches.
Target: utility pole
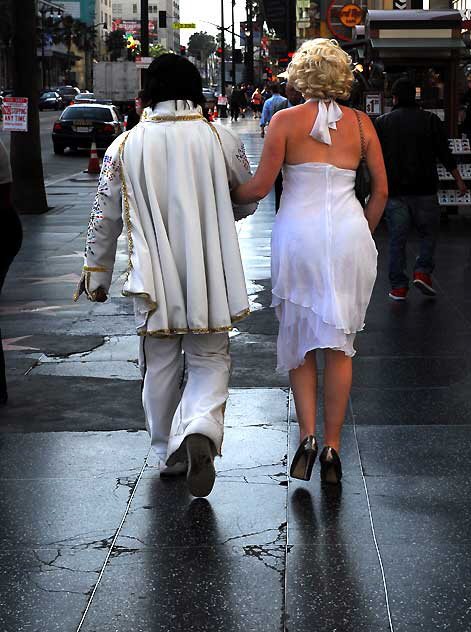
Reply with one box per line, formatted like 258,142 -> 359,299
220,0 -> 225,95
245,0 -> 254,85
231,0 -> 236,86
141,0 -> 149,56
10,0 -> 48,213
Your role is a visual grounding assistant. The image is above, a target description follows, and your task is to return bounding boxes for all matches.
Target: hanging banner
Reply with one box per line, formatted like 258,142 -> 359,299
2,97 -> 28,132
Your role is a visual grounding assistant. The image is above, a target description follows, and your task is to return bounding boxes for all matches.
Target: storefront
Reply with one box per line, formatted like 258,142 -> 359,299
363,10 -> 468,135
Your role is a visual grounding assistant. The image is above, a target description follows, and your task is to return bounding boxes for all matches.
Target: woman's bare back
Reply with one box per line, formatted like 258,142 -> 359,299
283,100 -> 367,171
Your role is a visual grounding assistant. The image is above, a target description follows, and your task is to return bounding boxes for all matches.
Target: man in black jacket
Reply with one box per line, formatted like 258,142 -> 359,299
375,78 -> 467,300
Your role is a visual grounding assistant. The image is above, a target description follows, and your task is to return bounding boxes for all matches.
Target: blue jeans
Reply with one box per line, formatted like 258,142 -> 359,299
385,195 -> 441,289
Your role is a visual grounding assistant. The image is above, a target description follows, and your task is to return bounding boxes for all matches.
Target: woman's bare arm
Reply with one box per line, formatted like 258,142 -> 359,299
361,112 -> 388,233
231,112 -> 286,204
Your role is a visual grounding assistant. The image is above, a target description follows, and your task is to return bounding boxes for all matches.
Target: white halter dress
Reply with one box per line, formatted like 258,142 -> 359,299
271,99 -> 378,371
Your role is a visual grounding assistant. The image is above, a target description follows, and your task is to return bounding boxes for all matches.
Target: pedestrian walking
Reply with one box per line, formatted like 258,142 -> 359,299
375,78 -> 467,300
251,87 -> 263,118
0,139 -> 22,406
74,54 -> 257,496
259,83 -> 287,138
126,90 -> 147,131
230,85 -> 246,122
232,38 -> 387,484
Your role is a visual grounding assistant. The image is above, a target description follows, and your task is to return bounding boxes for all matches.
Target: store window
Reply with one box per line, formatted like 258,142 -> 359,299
133,3 -> 137,13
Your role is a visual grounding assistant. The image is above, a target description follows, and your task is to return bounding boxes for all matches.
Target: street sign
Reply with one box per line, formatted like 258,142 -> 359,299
172,22 -> 196,29
2,97 -> 28,132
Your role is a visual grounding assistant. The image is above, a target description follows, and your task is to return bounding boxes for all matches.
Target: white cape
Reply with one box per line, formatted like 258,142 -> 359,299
76,100 -> 257,335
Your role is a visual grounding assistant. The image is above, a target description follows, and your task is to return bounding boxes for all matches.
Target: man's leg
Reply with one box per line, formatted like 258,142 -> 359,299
385,197 -> 411,291
139,335 -> 184,459
166,332 -> 230,464
410,194 -> 441,276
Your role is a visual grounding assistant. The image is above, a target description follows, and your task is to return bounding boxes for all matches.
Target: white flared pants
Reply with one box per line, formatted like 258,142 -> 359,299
139,333 -> 230,464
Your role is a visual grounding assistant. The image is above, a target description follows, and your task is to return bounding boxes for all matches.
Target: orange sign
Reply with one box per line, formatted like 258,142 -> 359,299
339,4 -> 363,28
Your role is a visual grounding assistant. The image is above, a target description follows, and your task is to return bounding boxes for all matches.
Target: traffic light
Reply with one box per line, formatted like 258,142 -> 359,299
216,47 -> 223,58
180,45 -> 186,56
159,11 -> 167,28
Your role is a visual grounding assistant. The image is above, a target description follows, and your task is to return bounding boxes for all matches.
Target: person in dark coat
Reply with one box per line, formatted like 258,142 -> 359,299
375,78 -> 467,301
230,85 -> 247,122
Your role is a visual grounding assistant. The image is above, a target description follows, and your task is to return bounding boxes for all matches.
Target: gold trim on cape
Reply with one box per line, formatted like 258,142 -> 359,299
83,265 -> 108,273
141,112 -> 204,123
118,131 -> 133,280
135,307 -> 251,337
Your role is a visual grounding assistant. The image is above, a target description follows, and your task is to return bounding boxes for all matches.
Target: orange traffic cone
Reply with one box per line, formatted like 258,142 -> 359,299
213,105 -> 218,119
86,140 -> 101,174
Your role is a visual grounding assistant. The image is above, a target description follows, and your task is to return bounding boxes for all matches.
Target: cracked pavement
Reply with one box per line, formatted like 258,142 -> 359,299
2,118 -> 471,631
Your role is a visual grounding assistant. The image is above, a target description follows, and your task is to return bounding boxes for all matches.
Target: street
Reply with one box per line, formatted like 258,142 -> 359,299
1,117 -> 471,631
0,111 -> 89,185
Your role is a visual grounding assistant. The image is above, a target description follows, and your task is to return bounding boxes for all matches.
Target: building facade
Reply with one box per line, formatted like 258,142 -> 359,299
111,0 -> 180,51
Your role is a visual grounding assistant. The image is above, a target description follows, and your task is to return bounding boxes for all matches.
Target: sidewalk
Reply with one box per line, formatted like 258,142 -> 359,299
1,118 -> 471,632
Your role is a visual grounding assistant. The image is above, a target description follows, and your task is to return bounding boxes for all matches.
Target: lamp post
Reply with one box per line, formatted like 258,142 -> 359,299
220,0 -> 225,95
231,0 -> 236,86
245,0 -> 254,85
141,0 -> 149,57
37,1 -> 64,90
87,22 -> 107,91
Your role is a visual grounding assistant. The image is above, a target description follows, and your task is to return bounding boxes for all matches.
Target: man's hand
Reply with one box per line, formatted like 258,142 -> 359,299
451,168 -> 469,196
457,179 -> 469,196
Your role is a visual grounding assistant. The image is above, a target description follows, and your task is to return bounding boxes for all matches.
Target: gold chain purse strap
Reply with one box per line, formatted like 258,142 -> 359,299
353,109 -> 366,160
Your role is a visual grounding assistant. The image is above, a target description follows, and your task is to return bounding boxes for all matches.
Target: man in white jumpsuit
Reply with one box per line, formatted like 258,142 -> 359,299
74,55 -> 256,496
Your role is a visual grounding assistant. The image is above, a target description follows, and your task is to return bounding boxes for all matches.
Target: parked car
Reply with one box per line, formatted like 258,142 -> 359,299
202,88 -> 217,110
52,103 -> 124,154
39,91 -> 62,111
74,92 -> 96,104
55,85 -> 80,108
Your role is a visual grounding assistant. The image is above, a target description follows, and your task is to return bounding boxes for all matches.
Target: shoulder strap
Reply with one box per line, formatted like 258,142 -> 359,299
353,109 -> 366,160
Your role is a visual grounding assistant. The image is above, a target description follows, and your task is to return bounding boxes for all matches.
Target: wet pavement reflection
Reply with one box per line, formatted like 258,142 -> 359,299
1,117 -> 471,630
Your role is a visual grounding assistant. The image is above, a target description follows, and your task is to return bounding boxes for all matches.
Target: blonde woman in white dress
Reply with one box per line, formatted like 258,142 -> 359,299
232,39 -> 388,484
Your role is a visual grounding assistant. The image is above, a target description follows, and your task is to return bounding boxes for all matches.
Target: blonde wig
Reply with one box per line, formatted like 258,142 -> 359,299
287,38 -> 353,101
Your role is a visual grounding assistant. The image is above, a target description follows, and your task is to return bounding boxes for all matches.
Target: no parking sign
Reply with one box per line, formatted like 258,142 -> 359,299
2,97 -> 28,132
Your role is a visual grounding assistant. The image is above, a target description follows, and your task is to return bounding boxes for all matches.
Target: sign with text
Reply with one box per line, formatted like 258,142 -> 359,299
172,22 -> 196,29
112,19 -> 157,35
365,92 -> 382,116
2,97 -> 28,131
339,4 -> 363,27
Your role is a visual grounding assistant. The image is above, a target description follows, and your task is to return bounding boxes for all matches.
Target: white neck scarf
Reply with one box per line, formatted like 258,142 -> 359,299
309,98 -> 343,145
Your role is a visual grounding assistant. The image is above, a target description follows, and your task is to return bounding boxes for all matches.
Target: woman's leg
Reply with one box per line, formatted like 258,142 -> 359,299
323,349 -> 352,452
289,350 -> 317,441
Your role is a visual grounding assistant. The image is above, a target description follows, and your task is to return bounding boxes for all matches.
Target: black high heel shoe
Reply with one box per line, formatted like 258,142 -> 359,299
290,435 -> 318,481
319,446 -> 342,484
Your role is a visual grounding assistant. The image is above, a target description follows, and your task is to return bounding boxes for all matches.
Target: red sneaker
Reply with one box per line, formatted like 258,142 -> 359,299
413,272 -> 436,296
388,287 -> 408,301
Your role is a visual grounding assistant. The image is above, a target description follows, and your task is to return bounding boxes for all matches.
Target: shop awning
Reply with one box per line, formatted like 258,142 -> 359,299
370,38 -> 465,49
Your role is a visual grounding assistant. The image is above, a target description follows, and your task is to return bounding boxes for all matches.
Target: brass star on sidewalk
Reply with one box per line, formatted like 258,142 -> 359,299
26,273 -> 81,285
3,336 -> 40,352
